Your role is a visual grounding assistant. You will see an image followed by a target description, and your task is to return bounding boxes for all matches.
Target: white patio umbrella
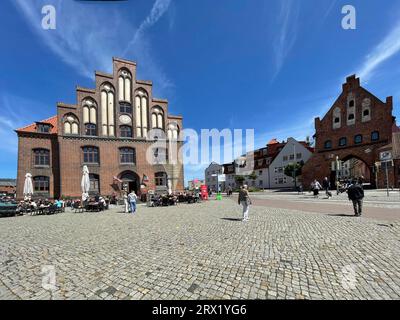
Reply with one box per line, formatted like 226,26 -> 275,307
167,179 -> 172,195
81,165 -> 90,202
23,173 -> 33,200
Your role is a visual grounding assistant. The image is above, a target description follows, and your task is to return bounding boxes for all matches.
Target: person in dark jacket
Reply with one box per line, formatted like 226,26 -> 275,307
238,185 -> 251,222
322,177 -> 331,199
347,179 -> 364,216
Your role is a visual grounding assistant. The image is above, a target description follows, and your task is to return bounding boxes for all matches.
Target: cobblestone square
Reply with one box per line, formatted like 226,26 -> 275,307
0,194 -> 399,300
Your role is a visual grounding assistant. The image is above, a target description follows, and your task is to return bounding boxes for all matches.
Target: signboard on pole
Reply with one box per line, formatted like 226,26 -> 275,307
380,151 -> 393,162
379,152 -> 393,197
218,174 -> 226,182
381,161 -> 393,170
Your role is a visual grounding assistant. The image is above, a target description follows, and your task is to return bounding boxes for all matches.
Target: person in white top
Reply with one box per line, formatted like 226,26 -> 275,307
123,191 -> 129,213
128,191 -> 138,214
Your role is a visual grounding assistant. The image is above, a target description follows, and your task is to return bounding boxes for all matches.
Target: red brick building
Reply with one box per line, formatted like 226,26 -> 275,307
0,179 -> 16,196
15,57 -> 184,199
302,75 -> 400,189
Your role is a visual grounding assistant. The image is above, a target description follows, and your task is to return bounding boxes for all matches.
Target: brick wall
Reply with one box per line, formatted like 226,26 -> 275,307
16,57 -> 184,199
16,133 -> 59,199
302,75 -> 396,188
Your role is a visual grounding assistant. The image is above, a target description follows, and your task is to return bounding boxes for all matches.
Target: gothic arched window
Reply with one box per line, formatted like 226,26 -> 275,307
151,106 -> 164,129
118,69 -> 132,102
135,89 -> 148,137
167,123 -> 179,140
63,114 -> 79,135
101,83 -> 115,136
82,98 -> 97,136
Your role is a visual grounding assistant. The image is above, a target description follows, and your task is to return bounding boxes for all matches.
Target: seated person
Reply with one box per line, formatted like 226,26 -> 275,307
55,199 -> 62,208
30,200 -> 37,209
99,196 -> 106,208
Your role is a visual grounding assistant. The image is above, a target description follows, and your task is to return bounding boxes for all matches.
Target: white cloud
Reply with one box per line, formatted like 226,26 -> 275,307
321,0 -> 337,23
357,21 -> 400,82
271,0 -> 300,79
123,0 -> 172,56
0,93 -> 44,154
13,0 -> 173,94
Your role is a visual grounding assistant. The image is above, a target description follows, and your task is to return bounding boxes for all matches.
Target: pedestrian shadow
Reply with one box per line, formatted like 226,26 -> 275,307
327,213 -> 355,217
220,217 -> 242,222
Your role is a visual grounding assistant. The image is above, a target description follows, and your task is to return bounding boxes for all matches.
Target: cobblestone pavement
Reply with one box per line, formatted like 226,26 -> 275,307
0,199 -> 399,300
251,190 -> 400,209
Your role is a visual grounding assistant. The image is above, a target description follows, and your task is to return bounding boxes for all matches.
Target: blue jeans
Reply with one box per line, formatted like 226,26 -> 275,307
130,201 -> 136,214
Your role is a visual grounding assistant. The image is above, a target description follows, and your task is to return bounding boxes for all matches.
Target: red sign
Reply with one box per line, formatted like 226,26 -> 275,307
200,185 -> 208,200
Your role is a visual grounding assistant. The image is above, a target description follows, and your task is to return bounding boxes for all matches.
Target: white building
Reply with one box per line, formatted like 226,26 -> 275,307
268,137 -> 313,188
214,138 -> 313,191
204,162 -> 224,192
223,148 -> 271,190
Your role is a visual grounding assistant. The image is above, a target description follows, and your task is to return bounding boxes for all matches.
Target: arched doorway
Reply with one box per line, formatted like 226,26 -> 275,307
119,171 -> 140,194
331,155 -> 373,187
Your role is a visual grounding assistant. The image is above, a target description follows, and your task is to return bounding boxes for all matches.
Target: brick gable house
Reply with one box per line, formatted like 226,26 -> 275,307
302,75 -> 400,189
15,57 -> 184,199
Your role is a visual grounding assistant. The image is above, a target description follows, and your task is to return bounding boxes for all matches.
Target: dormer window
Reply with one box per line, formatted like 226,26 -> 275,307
349,100 -> 355,107
37,124 -> 51,133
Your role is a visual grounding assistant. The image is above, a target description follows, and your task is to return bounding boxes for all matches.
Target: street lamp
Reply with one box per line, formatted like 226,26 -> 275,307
335,156 -> 340,195
292,143 -> 297,190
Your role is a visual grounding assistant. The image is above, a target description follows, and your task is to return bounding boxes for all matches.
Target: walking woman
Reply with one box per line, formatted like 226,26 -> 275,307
311,179 -> 322,198
128,191 -> 138,214
238,185 -> 251,222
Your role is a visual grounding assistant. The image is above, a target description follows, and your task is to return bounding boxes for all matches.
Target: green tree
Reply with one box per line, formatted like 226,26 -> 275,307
247,171 -> 257,181
234,175 -> 245,186
284,161 -> 304,189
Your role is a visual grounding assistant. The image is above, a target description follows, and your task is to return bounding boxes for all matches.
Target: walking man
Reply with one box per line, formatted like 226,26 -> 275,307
322,177 -> 331,199
347,179 -> 364,216
128,190 -> 137,214
238,184 -> 251,222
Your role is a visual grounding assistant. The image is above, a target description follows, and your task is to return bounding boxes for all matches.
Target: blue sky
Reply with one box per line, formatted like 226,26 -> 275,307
1,0 -> 400,184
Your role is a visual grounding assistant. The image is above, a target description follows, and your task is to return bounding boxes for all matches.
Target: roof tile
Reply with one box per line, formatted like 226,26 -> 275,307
16,116 -> 58,134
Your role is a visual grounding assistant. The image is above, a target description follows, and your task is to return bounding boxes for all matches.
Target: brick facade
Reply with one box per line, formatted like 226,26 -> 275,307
302,75 -> 399,189
15,57 -> 184,200
0,179 -> 16,195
